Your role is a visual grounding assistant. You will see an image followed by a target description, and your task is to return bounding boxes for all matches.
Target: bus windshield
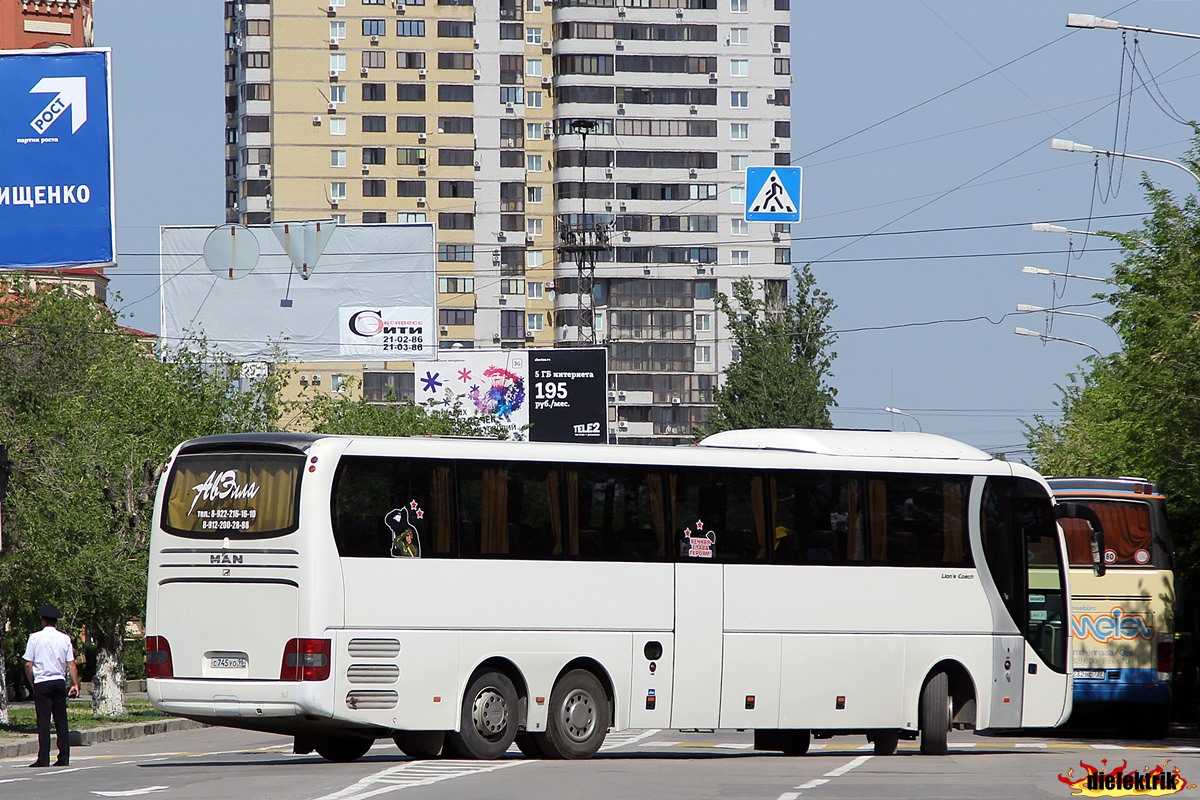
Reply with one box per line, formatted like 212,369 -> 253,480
160,451 -> 304,539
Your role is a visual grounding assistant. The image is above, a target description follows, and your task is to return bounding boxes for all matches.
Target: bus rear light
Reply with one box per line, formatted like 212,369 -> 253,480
145,636 -> 174,679
280,638 -> 332,681
1157,634 -> 1174,677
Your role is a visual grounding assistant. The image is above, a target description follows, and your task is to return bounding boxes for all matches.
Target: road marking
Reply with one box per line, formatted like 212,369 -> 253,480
774,755 -> 872,799
92,788 -> 169,797
713,743 -> 753,749
824,755 -> 872,777
601,728 -> 660,751
313,759 -> 529,800
1091,744 -> 1125,750
0,778 -> 31,785
1016,743 -> 1047,749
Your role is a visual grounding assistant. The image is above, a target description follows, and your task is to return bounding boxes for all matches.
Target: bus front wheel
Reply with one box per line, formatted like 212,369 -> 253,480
541,669 -> 610,759
314,735 -> 374,762
447,670 -> 520,759
919,671 -> 950,755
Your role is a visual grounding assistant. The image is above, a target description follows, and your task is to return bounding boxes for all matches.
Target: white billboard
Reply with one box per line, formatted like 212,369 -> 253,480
160,223 -> 436,361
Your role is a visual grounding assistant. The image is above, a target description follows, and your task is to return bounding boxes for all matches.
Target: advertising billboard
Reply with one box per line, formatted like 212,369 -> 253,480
0,48 -> 115,268
414,348 -> 607,443
161,223 -> 437,361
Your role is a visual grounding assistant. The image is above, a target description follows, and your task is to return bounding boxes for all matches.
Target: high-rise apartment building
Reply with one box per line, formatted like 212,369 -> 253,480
224,0 -> 792,443
1,0 -> 94,49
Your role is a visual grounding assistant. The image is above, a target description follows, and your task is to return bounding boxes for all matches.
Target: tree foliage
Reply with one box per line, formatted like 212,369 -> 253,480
1025,140 -> 1200,572
0,282 -> 288,714
701,265 -> 838,435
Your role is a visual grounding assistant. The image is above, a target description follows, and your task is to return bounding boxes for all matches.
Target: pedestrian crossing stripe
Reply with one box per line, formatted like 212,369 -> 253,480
745,166 -> 802,222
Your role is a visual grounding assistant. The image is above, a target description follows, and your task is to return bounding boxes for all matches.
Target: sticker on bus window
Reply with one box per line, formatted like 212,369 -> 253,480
683,520 -> 715,559
386,502 -> 423,558
1134,549 -> 1150,564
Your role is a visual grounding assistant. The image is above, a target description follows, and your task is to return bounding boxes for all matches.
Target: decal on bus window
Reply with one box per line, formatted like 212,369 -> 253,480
682,519 -> 715,559
386,501 -> 423,558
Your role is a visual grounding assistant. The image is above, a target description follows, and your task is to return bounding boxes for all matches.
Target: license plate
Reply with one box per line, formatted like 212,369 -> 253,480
1075,670 -> 1106,680
210,657 -> 248,669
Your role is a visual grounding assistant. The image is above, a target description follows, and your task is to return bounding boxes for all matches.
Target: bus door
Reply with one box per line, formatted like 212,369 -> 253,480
671,562 -> 724,728
980,477 -> 1071,729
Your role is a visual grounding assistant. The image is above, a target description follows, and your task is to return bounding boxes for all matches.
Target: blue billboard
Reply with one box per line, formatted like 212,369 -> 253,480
0,48 -> 115,268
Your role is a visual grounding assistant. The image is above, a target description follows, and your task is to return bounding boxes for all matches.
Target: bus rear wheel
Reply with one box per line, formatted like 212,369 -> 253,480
753,729 -> 810,755
446,670 -> 519,759
541,670 -> 609,759
869,730 -> 900,755
515,731 -> 553,759
919,671 -> 950,755
394,731 -> 446,759
315,735 -> 374,762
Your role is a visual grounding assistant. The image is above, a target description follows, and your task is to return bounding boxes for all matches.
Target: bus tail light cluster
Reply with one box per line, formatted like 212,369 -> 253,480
280,638 -> 332,682
145,636 -> 174,679
1156,633 -> 1174,681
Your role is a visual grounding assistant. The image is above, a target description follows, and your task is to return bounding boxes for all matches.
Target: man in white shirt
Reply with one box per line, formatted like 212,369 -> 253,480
23,604 -> 80,768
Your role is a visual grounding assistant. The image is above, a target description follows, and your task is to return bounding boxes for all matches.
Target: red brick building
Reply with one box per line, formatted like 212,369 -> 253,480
0,0 -> 94,50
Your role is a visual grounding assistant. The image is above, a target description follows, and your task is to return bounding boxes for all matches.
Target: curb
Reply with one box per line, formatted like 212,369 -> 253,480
0,718 -> 207,761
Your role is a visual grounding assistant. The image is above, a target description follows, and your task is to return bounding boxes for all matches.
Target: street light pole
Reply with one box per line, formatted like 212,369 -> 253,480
1051,139 -> 1200,184
1067,13 -> 1200,41
1016,303 -> 1118,333
883,406 -> 923,432
1014,326 -> 1104,357
1022,265 -> 1110,283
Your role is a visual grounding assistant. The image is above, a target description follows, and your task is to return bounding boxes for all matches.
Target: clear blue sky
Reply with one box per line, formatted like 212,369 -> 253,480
97,1 -> 1200,459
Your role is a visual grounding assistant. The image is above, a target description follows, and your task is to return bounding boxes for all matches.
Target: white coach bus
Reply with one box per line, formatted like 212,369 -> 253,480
145,429 -> 1075,762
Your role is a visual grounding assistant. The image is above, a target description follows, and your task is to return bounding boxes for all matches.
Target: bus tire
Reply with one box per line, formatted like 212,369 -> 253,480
515,732 -> 554,759
870,730 -> 899,755
314,735 -> 374,762
779,730 -> 811,756
394,731 -> 445,759
541,669 -> 609,759
919,671 -> 950,755
446,670 -> 520,760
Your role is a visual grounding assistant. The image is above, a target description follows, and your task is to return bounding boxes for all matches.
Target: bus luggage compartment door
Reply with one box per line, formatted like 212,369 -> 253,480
671,564 -> 723,728
629,635 -> 674,728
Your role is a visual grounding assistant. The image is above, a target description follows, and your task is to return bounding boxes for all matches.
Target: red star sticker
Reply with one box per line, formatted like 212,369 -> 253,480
415,509 -> 424,519
695,520 -> 704,529
684,528 -> 692,536
410,500 -> 419,510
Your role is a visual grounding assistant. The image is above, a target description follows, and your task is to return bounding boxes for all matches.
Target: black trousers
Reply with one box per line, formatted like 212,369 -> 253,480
32,679 -> 70,765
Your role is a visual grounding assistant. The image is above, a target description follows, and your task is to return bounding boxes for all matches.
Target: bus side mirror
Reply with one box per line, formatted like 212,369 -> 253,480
1090,528 -> 1106,578
1054,501 -> 1106,577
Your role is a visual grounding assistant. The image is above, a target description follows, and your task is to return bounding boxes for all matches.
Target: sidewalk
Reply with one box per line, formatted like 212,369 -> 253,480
0,681 -> 206,761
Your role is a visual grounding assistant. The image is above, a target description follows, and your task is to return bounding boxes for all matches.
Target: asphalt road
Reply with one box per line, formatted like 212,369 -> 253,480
1,726 -> 1197,800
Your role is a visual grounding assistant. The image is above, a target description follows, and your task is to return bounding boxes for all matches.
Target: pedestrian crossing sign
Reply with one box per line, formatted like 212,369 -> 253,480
744,166 -> 802,222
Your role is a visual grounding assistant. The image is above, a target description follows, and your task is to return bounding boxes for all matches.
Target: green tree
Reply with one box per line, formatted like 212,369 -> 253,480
290,380 -> 517,439
701,265 -> 838,435
0,282 -> 287,715
1025,141 -> 1200,572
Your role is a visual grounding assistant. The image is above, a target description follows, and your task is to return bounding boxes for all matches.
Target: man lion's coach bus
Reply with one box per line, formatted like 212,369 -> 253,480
146,429 -> 1076,761
1049,477 -> 1175,738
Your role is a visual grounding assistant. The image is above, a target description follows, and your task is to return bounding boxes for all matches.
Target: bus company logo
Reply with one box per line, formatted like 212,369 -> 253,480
1071,608 -> 1153,643
189,470 -> 261,515
1058,758 -> 1193,797
347,309 -> 423,339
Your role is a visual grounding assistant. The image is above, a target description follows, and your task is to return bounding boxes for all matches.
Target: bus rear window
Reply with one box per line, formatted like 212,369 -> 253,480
1061,500 -> 1152,567
161,452 -> 303,539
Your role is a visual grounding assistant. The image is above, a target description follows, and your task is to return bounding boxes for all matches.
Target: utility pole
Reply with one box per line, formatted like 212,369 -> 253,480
557,119 -> 610,345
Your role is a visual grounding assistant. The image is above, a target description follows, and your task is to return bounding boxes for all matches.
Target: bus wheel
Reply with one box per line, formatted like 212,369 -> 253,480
780,730 -> 811,756
542,669 -> 609,759
919,671 -> 950,755
447,670 -> 520,759
870,730 -> 899,755
315,735 -> 374,762
515,732 -> 553,759
394,731 -> 445,759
